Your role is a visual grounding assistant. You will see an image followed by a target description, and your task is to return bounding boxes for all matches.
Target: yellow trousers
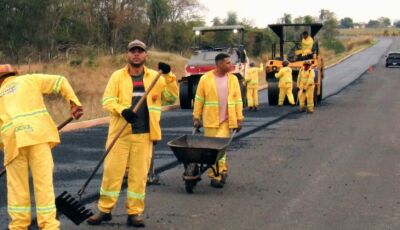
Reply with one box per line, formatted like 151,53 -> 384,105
205,121 -> 231,181
246,87 -> 259,107
298,86 -> 315,111
6,143 -> 59,230
278,86 -> 295,106
98,133 -> 152,215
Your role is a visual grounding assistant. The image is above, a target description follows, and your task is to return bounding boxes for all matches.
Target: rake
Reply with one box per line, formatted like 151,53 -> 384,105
0,116 -> 74,178
56,71 -> 163,225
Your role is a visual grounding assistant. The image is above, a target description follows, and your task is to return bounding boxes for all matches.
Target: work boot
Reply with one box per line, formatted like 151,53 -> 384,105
87,212 -> 112,225
220,173 -> 228,184
210,179 -> 224,188
307,109 -> 314,114
299,107 -> 306,113
254,107 -> 258,111
248,107 -> 253,111
127,214 -> 145,227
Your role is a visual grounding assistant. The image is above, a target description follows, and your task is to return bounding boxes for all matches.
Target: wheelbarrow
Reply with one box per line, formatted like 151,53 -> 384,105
167,128 -> 236,193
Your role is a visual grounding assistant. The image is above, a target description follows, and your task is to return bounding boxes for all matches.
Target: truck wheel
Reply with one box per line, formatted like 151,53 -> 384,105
179,82 -> 192,109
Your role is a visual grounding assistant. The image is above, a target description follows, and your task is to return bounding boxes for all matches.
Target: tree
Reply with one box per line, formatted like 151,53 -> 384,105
226,11 -> 238,25
340,17 -> 354,28
283,13 -> 292,24
146,0 -> 171,48
367,20 -> 380,28
304,15 -> 315,24
378,17 -> 391,27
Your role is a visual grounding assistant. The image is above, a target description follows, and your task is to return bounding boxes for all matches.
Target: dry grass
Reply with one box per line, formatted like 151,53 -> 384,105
321,36 -> 375,67
17,51 -> 187,123
339,28 -> 400,37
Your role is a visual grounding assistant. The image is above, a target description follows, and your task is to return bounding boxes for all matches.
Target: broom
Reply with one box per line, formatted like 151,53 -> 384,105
56,71 -> 163,225
0,116 -> 74,178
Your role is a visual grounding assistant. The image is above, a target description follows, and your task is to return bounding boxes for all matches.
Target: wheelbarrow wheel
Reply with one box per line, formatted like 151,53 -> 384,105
183,163 -> 200,194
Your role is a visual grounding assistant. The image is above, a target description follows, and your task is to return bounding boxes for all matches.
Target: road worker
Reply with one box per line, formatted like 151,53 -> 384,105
193,53 -> 244,188
300,31 -> 314,57
275,60 -> 295,106
245,62 -> 263,111
295,31 -> 314,59
297,60 -> 315,113
0,64 -> 83,230
87,40 -> 178,227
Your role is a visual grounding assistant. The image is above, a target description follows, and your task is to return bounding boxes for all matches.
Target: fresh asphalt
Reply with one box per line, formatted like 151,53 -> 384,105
0,38 -> 395,229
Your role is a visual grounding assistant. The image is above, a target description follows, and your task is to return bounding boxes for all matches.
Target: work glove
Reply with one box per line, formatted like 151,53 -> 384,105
158,62 -> 171,74
121,108 -> 138,124
302,89 -> 307,93
193,119 -> 200,129
70,102 -> 83,120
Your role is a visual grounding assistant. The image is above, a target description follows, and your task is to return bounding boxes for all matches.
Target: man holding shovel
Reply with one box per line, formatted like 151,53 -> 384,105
87,40 -> 178,227
0,64 -> 83,230
193,53 -> 244,188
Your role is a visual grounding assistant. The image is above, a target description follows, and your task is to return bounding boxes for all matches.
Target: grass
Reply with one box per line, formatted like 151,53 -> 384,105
339,28 -> 400,37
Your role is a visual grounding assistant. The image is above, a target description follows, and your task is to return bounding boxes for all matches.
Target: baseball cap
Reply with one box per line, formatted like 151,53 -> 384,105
127,39 -> 147,51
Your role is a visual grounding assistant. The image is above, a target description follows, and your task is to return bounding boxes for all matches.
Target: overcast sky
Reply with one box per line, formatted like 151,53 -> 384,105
198,0 -> 400,27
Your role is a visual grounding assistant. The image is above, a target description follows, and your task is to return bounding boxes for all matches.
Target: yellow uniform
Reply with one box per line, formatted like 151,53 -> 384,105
275,66 -> 295,106
301,36 -> 314,56
245,64 -> 263,108
98,65 -> 178,215
0,74 -> 81,230
297,68 -> 315,112
193,71 -> 244,181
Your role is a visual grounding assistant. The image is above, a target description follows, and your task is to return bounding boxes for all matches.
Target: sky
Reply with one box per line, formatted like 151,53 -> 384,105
198,0 -> 400,27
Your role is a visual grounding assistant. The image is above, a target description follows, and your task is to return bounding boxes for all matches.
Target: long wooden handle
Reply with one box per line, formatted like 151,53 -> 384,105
0,116 -> 74,178
77,71 -> 163,197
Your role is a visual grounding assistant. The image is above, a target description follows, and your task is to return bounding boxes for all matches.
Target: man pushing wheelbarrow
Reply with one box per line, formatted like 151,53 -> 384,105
188,53 -> 244,189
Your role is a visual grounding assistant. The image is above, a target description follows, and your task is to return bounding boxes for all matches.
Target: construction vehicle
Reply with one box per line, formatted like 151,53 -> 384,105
179,25 -> 248,109
265,23 -> 324,105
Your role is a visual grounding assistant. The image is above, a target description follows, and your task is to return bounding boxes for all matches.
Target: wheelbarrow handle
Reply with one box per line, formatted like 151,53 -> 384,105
226,129 -> 237,147
77,71 -> 163,197
0,116 -> 74,178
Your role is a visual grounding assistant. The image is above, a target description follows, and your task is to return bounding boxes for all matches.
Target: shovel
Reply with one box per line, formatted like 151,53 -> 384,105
0,116 -> 74,178
56,71 -> 163,225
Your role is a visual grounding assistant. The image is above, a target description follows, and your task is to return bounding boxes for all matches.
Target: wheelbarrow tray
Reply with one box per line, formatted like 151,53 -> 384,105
168,135 -> 230,165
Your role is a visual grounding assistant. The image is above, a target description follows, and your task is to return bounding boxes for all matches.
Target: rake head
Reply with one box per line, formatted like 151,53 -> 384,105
55,191 -> 93,225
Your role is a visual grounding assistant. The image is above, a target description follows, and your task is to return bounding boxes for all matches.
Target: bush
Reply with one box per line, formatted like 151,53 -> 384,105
69,58 -> 83,66
322,39 -> 345,54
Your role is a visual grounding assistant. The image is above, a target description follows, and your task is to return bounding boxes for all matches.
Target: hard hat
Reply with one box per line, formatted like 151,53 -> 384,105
282,60 -> 289,67
0,64 -> 18,78
249,62 -> 255,67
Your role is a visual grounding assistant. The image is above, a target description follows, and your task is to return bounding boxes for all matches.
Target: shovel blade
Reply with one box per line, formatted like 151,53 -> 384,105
55,191 -> 93,225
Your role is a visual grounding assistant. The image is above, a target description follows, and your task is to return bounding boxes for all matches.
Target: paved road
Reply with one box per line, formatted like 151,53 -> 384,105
0,38 -> 395,229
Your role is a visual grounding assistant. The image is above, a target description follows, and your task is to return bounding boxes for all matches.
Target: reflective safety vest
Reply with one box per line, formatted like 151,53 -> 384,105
193,71 -> 244,128
245,64 -> 263,89
297,68 -> 315,89
0,74 -> 82,165
102,65 -> 178,142
275,66 -> 293,88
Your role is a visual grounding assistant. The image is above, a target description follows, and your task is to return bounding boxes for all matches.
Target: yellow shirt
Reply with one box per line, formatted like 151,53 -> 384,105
301,36 -> 314,55
275,67 -> 293,88
297,68 -> 315,89
245,64 -> 263,89
102,65 -> 178,142
0,74 -> 81,165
